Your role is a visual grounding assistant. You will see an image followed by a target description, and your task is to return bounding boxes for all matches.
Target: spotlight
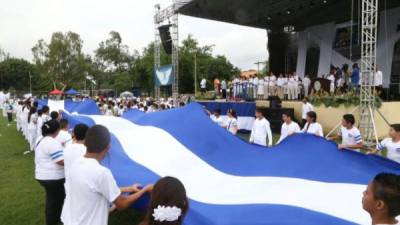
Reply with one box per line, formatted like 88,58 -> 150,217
267,16 -> 272,21
286,9 -> 291,15
323,0 -> 327,3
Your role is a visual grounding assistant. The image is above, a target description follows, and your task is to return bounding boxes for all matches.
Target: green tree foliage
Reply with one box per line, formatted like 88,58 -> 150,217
0,58 -> 39,92
32,31 -> 89,90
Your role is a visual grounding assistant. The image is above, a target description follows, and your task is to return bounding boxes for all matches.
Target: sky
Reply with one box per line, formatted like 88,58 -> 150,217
0,0 -> 268,70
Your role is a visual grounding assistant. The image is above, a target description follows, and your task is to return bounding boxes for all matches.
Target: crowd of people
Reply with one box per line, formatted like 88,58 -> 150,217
7,98 -> 190,225
209,96 -> 400,164
202,63 -> 384,101
1,91 -> 399,225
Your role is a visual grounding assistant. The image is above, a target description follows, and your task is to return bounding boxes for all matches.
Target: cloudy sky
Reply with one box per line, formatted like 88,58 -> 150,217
0,0 -> 268,70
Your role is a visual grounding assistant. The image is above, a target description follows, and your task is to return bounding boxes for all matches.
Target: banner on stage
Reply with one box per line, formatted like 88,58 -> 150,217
155,65 -> 174,87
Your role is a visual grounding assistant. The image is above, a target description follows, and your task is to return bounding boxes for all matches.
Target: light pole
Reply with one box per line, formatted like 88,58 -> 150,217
29,72 -> 32,94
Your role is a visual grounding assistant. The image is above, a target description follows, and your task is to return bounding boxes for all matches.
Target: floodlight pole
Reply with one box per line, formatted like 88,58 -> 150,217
359,0 -> 379,147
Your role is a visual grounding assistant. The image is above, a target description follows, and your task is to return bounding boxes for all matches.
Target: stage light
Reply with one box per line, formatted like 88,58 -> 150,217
323,0 -> 327,3
286,9 -> 291,15
267,16 -> 272,21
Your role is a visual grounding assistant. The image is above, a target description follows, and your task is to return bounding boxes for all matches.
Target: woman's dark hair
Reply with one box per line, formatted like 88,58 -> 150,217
37,109 -> 43,117
28,107 -> 37,123
59,119 -> 69,129
228,109 -> 237,119
343,114 -> 355,125
142,177 -> 189,225
73,124 -> 89,141
42,120 -> 60,137
50,111 -> 59,120
306,111 -> 317,123
42,105 -> 50,114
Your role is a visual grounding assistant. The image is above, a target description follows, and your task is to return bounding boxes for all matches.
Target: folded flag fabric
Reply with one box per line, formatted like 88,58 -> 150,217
62,102 -> 400,225
37,99 -> 100,115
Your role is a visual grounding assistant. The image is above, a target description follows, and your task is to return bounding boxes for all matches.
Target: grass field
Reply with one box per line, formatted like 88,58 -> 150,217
0,115 -> 142,225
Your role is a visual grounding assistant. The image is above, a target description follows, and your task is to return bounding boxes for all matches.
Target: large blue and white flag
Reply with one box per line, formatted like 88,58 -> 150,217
37,99 -> 100,115
62,103 -> 400,225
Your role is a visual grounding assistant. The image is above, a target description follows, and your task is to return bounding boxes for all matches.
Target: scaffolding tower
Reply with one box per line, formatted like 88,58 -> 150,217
359,0 -> 379,146
154,3 -> 180,100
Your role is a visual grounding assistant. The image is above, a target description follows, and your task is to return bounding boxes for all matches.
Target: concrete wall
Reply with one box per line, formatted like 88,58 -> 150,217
256,101 -> 400,139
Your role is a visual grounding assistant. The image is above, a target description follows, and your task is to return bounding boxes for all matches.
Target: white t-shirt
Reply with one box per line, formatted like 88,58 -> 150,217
210,115 -> 225,127
375,70 -> 383,86
63,142 -> 86,179
302,102 -> 314,119
339,126 -> 363,152
377,138 -> 400,163
35,136 -> 64,180
250,118 -> 273,146
226,117 -> 238,134
61,157 -> 121,225
200,79 -> 207,89
301,122 -> 324,137
56,130 -> 72,148
278,121 -> 301,144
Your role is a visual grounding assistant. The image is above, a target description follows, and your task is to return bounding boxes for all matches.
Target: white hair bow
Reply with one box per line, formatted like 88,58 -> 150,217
152,205 -> 182,222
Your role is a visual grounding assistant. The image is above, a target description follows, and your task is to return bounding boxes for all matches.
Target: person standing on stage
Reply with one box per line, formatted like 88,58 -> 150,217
200,78 -> 207,94
269,73 -> 277,97
257,77 -> 265,100
303,75 -> 311,97
276,74 -> 284,99
301,97 -> 314,126
288,74 -> 297,100
263,74 -> 270,99
277,113 -> 300,144
221,79 -> 227,99
293,72 -> 300,99
249,109 -> 273,147
328,72 -> 336,94
374,66 -> 383,95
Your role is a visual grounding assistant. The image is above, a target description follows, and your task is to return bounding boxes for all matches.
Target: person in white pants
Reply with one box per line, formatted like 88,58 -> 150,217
250,109 -> 273,147
293,72 -> 300,99
328,73 -> 335,94
303,75 -> 311,97
288,74 -> 297,100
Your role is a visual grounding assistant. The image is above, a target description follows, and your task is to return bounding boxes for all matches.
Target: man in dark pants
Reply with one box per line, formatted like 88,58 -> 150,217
5,100 -> 13,126
38,179 -> 66,225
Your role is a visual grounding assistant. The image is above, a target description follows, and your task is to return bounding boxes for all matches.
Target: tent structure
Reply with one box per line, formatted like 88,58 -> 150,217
49,89 -> 64,95
65,88 -> 79,95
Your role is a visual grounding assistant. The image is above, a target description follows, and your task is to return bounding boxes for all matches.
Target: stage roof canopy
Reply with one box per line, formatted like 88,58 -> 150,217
177,0 -> 400,31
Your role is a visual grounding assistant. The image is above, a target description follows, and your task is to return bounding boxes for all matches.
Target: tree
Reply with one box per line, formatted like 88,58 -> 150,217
32,31 -> 89,90
0,58 -> 39,92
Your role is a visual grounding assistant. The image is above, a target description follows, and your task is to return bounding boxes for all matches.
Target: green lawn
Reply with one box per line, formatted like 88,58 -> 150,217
0,115 -> 142,225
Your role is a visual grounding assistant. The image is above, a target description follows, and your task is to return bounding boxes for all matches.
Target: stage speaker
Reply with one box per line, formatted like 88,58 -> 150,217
158,25 -> 173,54
263,108 -> 295,133
389,83 -> 400,101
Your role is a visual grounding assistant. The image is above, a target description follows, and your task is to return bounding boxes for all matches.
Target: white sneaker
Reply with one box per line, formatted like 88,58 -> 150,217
23,151 -> 31,155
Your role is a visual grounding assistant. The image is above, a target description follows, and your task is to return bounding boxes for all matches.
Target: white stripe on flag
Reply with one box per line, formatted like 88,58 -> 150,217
48,100 -> 65,112
89,115 -> 369,224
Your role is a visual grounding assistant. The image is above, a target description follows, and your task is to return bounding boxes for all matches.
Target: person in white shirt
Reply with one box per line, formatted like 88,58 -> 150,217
375,67 -> 383,95
327,114 -> 363,152
224,109 -> 238,135
61,125 -> 153,225
63,123 -> 88,179
328,73 -> 335,94
221,79 -> 227,99
263,75 -> 270,99
250,109 -> 273,147
276,75 -> 284,99
269,74 -> 277,97
35,120 -> 65,225
302,97 -> 314,126
287,74 -> 297,100
210,109 -> 224,127
303,75 -> 311,97
27,107 -> 38,152
362,173 -> 400,225
233,77 -> 240,98
370,124 -> 400,163
56,119 -> 72,148
293,72 -> 300,98
277,113 -> 300,144
257,78 -> 265,99
37,105 -> 51,141
200,78 -> 207,93
301,111 -> 324,137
